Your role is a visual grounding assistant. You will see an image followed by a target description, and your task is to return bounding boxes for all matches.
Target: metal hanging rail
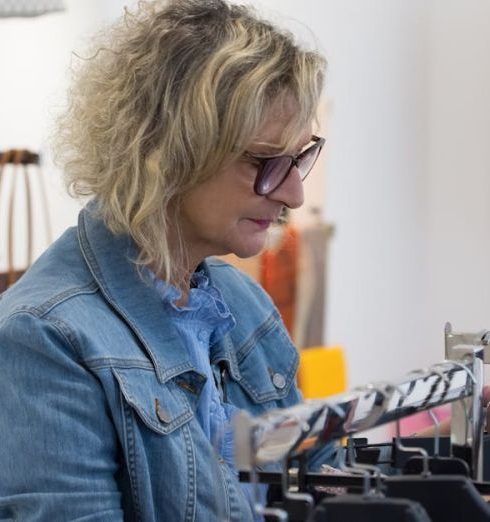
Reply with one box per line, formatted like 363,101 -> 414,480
235,323 -> 489,482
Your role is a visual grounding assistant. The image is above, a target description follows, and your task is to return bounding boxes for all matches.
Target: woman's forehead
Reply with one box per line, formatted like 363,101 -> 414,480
250,124 -> 312,154
249,94 -> 313,153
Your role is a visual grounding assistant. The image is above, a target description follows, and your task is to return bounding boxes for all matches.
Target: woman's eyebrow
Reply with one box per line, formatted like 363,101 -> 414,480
246,142 -> 283,155
248,140 -> 310,156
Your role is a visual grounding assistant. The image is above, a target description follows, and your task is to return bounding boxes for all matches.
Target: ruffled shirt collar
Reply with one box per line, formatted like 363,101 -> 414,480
149,269 -> 235,350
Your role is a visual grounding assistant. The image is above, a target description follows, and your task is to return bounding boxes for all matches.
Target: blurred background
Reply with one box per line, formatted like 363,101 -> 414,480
1,1 -> 489,421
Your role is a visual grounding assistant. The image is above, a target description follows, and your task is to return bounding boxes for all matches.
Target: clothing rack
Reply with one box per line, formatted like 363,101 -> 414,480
234,323 -> 490,520
0,149 -> 51,292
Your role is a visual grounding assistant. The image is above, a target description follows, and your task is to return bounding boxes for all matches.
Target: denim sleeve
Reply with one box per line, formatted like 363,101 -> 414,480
291,385 -> 340,470
0,312 -> 124,521
306,442 -> 340,471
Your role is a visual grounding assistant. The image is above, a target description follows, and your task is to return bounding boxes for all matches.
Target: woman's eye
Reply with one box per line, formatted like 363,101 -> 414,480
241,156 -> 261,169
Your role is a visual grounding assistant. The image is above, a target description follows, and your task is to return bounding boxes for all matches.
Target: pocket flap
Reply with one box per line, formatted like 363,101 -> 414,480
235,316 -> 299,403
113,367 -> 193,434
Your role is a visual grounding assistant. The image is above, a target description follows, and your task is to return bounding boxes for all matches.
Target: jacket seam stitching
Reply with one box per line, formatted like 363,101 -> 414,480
47,317 -> 86,361
182,424 -> 196,522
1,310 -> 85,362
216,459 -> 231,521
38,282 -> 100,317
235,313 -> 277,363
86,358 -> 154,371
122,398 -> 143,521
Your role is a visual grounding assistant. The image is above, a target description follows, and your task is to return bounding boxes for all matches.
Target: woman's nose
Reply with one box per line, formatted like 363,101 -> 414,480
266,165 -> 305,209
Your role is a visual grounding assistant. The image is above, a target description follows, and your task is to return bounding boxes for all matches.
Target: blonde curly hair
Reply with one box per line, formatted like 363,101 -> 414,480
54,0 -> 326,286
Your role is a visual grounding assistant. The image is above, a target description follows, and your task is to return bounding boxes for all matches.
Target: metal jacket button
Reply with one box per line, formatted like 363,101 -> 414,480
155,398 -> 171,423
272,372 -> 286,389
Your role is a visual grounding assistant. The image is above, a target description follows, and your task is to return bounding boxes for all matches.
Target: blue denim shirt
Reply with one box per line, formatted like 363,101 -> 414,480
0,205 -> 318,521
151,272 -> 267,519
150,270 -> 239,462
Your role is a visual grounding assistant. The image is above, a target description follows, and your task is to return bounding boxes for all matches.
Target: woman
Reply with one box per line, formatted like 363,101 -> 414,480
0,0 -> 333,520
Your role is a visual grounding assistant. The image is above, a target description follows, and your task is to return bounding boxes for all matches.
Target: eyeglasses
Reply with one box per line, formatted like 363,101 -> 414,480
243,135 -> 325,196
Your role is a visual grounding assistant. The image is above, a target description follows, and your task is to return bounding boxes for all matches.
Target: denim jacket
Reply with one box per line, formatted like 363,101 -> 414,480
0,206 -> 305,522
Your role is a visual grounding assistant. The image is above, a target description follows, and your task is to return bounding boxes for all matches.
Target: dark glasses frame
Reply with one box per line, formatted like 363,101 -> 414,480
243,135 -> 325,196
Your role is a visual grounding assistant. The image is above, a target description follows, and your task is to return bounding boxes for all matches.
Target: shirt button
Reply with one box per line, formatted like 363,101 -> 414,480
198,330 -> 207,343
272,372 -> 286,389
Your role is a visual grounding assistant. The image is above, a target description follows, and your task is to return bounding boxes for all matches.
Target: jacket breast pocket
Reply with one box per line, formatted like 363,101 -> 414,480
234,314 -> 299,404
112,367 -> 193,435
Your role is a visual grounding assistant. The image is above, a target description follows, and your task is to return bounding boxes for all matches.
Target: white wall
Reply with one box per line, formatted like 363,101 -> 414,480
1,1 -> 489,391
258,1 -> 490,387
0,0 -> 125,268
315,1 -> 434,384
426,1 -> 490,359
251,1 -> 434,384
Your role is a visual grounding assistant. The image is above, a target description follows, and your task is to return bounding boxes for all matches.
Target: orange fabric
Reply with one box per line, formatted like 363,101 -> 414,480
260,226 -> 299,335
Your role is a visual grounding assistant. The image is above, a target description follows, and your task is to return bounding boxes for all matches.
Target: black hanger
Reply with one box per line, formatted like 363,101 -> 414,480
403,454 -> 470,476
390,435 -> 471,476
385,474 -> 490,522
313,494 -> 432,522
311,435 -> 433,522
384,397 -> 490,521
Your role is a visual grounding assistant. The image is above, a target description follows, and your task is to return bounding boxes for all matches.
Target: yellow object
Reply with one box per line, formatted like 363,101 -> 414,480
298,346 -> 347,399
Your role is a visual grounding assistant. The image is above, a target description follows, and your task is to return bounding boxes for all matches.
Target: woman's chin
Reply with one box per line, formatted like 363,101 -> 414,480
231,240 -> 267,259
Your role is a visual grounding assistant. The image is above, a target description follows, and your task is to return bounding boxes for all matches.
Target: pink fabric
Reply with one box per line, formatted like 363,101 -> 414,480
397,405 -> 451,436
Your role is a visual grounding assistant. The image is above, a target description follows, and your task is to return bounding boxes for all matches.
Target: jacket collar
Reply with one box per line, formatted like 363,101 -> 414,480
77,203 -> 196,383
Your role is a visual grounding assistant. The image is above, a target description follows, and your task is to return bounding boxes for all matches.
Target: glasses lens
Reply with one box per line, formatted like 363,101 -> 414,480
297,145 -> 321,180
255,156 -> 293,195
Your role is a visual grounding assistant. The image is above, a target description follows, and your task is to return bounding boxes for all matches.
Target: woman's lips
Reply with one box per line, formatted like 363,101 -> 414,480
248,219 -> 272,229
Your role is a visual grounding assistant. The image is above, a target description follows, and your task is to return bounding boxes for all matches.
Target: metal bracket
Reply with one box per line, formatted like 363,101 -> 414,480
444,322 -> 485,481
